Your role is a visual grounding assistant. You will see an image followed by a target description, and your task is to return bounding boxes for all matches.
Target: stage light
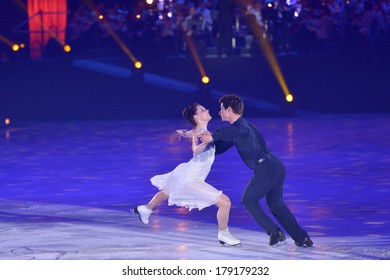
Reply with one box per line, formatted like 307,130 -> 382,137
63,45 -> 71,53
4,118 -> 11,126
182,32 -> 208,88
286,94 -> 294,102
20,43 -> 25,48
98,14 -> 104,20
246,13 -> 293,105
12,44 -> 20,52
82,0 -> 140,69
134,61 -> 142,69
146,0 -> 154,5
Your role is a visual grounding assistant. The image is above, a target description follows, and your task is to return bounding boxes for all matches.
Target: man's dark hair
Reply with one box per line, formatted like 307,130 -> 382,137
219,94 -> 244,115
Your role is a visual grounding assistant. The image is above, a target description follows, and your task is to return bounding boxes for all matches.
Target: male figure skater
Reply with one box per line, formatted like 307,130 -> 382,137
201,94 -> 313,247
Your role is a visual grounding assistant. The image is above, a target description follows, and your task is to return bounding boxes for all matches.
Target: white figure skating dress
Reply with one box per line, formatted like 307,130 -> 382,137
150,141 -> 222,211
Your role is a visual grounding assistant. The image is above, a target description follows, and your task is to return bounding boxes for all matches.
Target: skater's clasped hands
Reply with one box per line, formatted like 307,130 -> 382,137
200,131 -> 213,144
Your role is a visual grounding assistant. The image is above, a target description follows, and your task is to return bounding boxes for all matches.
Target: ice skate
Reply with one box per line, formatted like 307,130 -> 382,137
295,236 -> 314,247
131,205 -> 153,224
218,228 -> 241,246
269,228 -> 287,246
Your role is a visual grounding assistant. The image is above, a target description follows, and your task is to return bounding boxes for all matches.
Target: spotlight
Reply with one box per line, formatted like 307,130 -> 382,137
146,0 -> 154,5
4,118 -> 11,126
134,61 -> 142,69
201,76 -> 210,84
286,94 -> 294,102
12,44 -> 20,52
64,45 -> 71,53
20,43 -> 25,49
98,14 -> 104,20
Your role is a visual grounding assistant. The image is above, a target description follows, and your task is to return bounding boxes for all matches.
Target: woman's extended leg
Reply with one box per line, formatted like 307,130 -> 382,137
147,191 -> 169,210
215,193 -> 231,230
215,194 -> 241,246
133,191 -> 169,224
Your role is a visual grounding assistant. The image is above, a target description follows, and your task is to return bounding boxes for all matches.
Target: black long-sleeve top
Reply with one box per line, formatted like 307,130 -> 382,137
212,117 -> 270,168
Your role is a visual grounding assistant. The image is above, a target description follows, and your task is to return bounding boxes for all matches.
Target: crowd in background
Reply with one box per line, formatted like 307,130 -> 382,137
64,0 -> 390,57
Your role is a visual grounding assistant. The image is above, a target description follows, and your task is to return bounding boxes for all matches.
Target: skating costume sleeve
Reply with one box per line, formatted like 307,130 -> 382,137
212,120 -> 245,154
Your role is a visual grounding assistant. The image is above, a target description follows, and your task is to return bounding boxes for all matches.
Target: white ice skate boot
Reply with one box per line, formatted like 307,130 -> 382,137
218,228 -> 241,246
132,205 -> 153,224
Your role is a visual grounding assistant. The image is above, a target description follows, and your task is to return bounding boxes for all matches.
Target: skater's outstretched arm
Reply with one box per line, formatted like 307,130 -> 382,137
169,129 -> 194,144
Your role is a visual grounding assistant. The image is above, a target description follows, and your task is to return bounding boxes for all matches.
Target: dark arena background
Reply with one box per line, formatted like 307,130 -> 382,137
1,0 -> 390,263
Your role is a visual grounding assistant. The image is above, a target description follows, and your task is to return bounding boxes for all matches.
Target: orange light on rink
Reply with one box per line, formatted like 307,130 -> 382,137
134,61 -> 142,69
201,76 -> 210,84
64,45 -> 71,53
286,94 -> 294,102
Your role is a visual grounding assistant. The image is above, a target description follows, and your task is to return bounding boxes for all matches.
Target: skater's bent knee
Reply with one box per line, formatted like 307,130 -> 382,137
217,194 -> 231,208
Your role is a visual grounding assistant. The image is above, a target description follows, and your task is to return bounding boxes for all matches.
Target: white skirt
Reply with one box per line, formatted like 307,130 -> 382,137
150,155 -> 222,210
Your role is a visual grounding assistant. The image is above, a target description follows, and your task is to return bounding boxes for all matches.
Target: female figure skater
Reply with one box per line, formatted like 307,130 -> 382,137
132,103 -> 240,246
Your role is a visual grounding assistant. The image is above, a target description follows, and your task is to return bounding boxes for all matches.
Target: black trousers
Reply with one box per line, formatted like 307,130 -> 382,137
241,154 -> 308,242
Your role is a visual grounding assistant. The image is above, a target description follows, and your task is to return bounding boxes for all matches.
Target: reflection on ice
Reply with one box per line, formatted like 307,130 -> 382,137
0,200 -> 389,260
1,115 -> 390,260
